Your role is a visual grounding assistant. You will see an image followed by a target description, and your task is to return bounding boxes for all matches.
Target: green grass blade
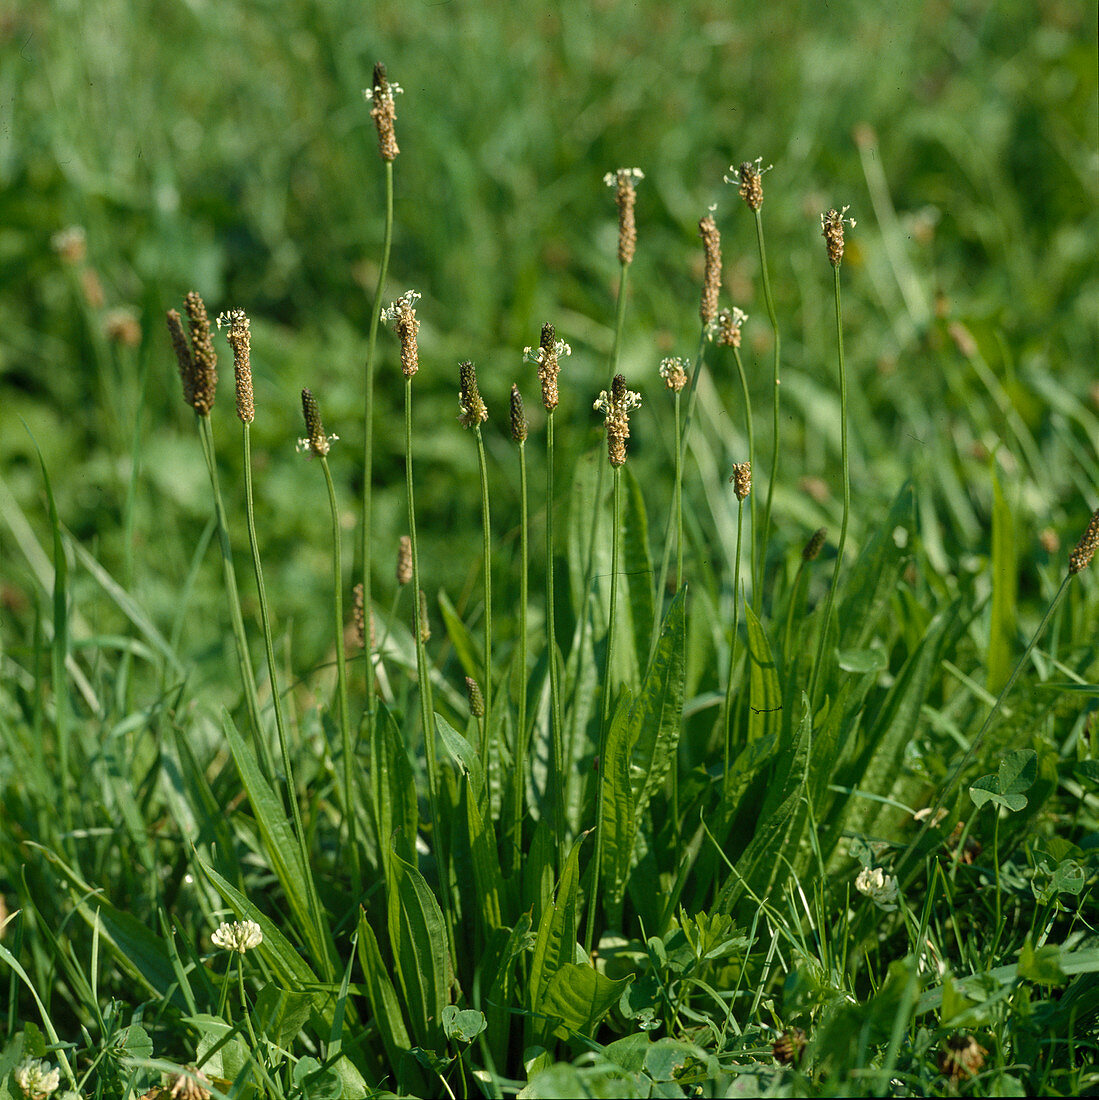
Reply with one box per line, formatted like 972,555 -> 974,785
621,465 -> 654,685
988,468 -> 1017,693
437,588 -> 482,685
744,604 -> 782,746
598,689 -> 634,924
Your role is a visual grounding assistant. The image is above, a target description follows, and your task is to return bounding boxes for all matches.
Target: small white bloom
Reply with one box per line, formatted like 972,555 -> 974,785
722,156 -> 772,186
603,167 -> 644,187
381,289 -> 421,326
15,1059 -> 61,1099
211,919 -> 263,954
363,82 -> 403,101
523,340 -> 571,365
855,866 -> 900,912
913,806 -> 948,827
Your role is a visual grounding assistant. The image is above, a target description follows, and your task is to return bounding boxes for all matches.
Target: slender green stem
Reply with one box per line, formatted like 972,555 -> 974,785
514,438 -> 529,868
782,560 -> 807,667
546,410 -> 566,871
808,266 -> 850,711
404,377 -> 454,946
586,465 -> 621,955
722,499 -> 746,786
732,346 -> 757,602
319,454 -> 358,883
196,415 -> 270,777
673,391 -> 683,591
754,208 -> 781,607
361,160 -> 394,721
242,423 -> 327,937
473,424 -> 493,760
652,326 -> 707,641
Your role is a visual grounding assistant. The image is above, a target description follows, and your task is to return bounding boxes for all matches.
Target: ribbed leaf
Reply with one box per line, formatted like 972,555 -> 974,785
621,465 -> 654,685
437,588 -> 481,684
461,778 -> 504,932
371,702 -> 419,873
629,590 -> 686,815
599,690 -> 635,921
540,963 -> 631,1040
387,847 -> 450,1047
530,835 -> 584,1046
744,605 -> 781,746
437,710 -> 485,804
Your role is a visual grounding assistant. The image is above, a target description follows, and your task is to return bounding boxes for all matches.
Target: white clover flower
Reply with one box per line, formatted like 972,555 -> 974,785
603,167 -> 644,187
913,806 -> 948,827
15,1059 -> 60,1099
211,919 -> 263,954
855,867 -> 900,912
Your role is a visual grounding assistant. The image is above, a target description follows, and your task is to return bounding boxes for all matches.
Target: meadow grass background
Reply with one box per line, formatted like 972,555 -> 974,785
1,0 -> 1098,1096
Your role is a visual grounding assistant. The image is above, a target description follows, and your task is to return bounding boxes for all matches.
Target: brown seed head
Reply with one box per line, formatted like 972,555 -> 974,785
458,361 -> 488,429
382,291 -> 421,377
352,583 -> 367,649
217,309 -> 254,423
396,535 -> 413,586
299,388 -> 334,457
604,168 -> 643,265
509,384 -> 528,443
698,212 -> 722,325
594,373 -> 642,468
730,461 -> 751,501
1068,508 -> 1099,575
465,676 -> 485,718
524,322 -> 571,413
711,306 -> 748,348
729,158 -> 767,211
51,225 -> 87,264
659,357 -> 689,393
183,292 -> 218,415
418,589 -> 431,642
803,527 -> 827,561
937,1034 -> 987,1082
104,307 -> 141,347
165,309 -> 196,409
365,62 -> 401,162
772,1028 -> 806,1066
168,1066 -> 213,1100
821,206 -> 856,268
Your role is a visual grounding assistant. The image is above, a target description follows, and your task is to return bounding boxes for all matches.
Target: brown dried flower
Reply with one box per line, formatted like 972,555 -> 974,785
772,1028 -> 806,1066
524,323 -> 571,413
217,309 -> 254,423
365,62 -> 401,162
299,388 -> 336,457
509,383 -> 528,443
699,211 -> 722,325
711,306 -> 748,348
659,357 -> 689,393
167,292 -> 218,415
594,374 -> 642,467
729,462 -> 751,501
726,158 -> 770,211
396,535 -> 413,586
604,167 -> 643,265
821,206 -> 856,268
938,1034 -> 987,1082
168,1066 -> 213,1100
458,361 -> 488,429
382,291 -> 421,377
1068,508 -> 1099,575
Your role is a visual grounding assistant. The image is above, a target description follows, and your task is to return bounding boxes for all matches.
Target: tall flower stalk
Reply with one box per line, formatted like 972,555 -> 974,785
586,374 -> 642,954
509,383 -> 530,868
166,295 -> 269,776
458,361 -> 492,759
299,388 -> 358,882
808,208 -> 856,710
525,324 -> 571,867
728,159 -> 778,603
722,462 -> 751,783
360,62 -> 401,723
659,358 -> 690,591
216,309 -> 328,930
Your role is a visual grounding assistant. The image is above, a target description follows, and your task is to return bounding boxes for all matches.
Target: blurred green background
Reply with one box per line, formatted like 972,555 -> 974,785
1,0 -> 1096,685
